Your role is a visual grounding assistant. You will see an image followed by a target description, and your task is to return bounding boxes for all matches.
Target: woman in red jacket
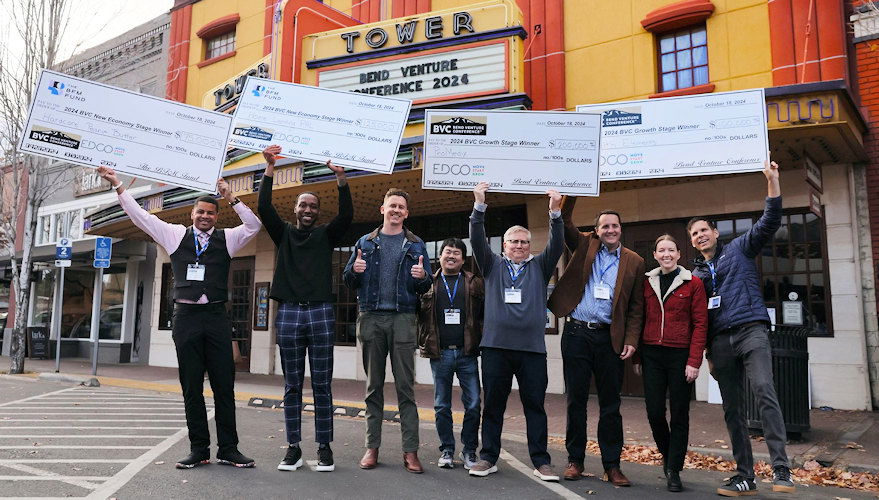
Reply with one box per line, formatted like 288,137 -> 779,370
634,234 -> 707,492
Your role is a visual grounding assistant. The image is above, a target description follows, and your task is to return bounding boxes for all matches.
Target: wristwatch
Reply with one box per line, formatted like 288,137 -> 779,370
229,197 -> 241,206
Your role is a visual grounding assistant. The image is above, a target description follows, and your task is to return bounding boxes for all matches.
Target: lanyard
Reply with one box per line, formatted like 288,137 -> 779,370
505,259 -> 529,288
707,261 -> 718,296
193,232 -> 209,263
441,273 -> 460,304
598,251 -> 619,284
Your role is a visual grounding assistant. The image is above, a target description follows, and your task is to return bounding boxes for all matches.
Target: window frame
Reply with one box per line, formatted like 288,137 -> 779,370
656,24 -> 710,94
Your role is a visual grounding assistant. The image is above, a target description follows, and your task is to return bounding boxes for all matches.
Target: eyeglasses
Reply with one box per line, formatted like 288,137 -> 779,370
505,239 -> 530,245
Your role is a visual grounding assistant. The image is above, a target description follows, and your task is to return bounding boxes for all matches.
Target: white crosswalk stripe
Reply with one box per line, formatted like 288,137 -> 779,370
0,385 -> 210,500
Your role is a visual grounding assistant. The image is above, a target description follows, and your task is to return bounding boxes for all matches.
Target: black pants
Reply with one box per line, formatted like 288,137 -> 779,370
561,321 -> 624,470
479,347 -> 550,468
641,344 -> 691,472
172,302 -> 239,453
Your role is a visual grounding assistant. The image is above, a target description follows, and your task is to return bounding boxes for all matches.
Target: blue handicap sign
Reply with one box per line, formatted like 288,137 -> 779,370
94,237 -> 112,261
93,259 -> 110,269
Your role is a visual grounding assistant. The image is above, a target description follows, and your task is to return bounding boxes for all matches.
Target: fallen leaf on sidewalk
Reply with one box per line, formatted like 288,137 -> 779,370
714,439 -> 726,444
804,460 -> 821,471
844,442 -> 865,450
154,461 -> 164,465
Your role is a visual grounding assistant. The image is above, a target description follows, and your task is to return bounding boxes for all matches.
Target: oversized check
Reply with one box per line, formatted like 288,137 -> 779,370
576,88 -> 768,181
230,77 -> 410,174
422,110 -> 602,196
18,69 -> 233,193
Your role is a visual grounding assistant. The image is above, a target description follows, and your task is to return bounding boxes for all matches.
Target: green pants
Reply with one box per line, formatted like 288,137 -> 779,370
357,311 -> 419,452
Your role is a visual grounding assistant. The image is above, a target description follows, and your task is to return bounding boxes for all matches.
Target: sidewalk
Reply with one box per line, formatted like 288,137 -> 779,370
4,356 -> 878,473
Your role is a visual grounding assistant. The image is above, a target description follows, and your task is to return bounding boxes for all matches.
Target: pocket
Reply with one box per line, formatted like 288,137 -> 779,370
356,313 -> 373,343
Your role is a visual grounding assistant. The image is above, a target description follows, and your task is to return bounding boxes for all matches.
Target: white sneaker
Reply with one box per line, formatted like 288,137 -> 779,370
533,464 -> 560,482
460,451 -> 478,470
438,450 -> 454,469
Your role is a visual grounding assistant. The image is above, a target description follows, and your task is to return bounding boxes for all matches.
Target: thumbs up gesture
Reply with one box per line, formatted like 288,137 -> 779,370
411,255 -> 426,279
353,249 -> 367,274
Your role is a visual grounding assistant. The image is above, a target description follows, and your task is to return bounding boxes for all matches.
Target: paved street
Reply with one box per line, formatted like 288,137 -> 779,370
0,376 -> 876,499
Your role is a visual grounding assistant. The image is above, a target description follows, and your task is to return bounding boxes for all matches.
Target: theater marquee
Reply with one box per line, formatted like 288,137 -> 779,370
317,41 -> 508,103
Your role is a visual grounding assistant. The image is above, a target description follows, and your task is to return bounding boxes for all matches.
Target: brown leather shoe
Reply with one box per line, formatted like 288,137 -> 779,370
564,461 -> 585,481
604,467 -> 631,487
359,448 -> 378,469
403,451 -> 423,474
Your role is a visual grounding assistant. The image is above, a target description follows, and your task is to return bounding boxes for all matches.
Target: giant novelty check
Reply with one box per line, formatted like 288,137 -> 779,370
230,77 -> 411,174
576,88 -> 768,181
18,69 -> 233,193
422,110 -> 602,196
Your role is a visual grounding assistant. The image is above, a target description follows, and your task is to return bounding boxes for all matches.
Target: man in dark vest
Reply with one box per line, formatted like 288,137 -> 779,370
97,166 -> 262,469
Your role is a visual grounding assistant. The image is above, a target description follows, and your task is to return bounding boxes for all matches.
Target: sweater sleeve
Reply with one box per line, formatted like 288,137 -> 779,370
539,212 -> 564,280
257,174 -> 286,247
687,276 -> 709,369
326,184 -> 354,246
469,206 -> 496,277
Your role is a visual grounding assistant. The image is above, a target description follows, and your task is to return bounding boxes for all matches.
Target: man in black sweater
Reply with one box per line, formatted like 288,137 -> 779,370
258,145 -> 353,473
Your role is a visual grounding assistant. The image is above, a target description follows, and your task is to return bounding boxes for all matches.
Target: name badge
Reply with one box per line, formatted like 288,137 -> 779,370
708,295 -> 722,309
444,309 -> 461,325
593,284 -> 611,300
504,288 -> 522,304
187,264 -> 206,281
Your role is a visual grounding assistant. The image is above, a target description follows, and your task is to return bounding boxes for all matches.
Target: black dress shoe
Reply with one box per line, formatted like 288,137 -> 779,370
175,449 -> 210,469
217,448 -> 255,468
667,470 -> 683,492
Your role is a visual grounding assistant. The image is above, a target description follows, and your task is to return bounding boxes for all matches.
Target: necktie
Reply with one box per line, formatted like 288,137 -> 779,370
197,231 -> 209,249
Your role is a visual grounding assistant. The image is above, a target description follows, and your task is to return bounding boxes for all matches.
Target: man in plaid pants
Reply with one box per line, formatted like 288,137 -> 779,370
258,145 -> 353,472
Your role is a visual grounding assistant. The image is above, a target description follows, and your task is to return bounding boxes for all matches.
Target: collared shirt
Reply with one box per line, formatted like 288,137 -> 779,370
571,243 -> 621,324
118,189 -> 261,303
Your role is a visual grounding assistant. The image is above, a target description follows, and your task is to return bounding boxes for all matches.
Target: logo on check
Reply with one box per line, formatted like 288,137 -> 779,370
430,116 -> 487,136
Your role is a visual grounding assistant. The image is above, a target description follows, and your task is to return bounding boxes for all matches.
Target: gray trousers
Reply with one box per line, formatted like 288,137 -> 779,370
709,322 -> 790,478
357,311 -> 420,452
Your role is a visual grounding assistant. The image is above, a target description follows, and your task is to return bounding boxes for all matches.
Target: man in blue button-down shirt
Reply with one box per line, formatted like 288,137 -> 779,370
548,199 -> 645,487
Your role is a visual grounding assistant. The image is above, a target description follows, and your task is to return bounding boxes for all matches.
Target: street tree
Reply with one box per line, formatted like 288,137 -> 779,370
0,0 -> 75,373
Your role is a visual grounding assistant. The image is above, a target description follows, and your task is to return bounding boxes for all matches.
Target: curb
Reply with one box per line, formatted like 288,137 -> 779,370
37,372 -> 100,387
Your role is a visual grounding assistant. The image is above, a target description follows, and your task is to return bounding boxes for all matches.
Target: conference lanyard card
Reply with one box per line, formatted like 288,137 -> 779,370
187,264 -> 206,281
708,295 -> 722,309
594,284 -> 611,300
504,288 -> 522,304
444,309 -> 461,325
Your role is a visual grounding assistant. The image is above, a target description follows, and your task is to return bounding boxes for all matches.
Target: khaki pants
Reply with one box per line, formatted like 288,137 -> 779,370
357,311 -> 419,452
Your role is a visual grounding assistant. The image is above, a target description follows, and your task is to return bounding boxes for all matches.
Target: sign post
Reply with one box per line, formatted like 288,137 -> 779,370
91,237 -> 112,375
53,238 -> 72,371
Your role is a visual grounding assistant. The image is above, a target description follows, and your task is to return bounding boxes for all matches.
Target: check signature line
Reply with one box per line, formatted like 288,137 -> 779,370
429,156 -> 575,162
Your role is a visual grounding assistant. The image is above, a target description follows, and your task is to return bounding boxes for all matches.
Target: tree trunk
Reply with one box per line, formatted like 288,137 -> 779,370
8,173 -> 37,374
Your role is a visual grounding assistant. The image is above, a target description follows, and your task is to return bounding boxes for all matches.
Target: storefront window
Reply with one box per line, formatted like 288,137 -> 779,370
713,210 -> 831,335
65,265 -> 126,341
29,268 -> 55,328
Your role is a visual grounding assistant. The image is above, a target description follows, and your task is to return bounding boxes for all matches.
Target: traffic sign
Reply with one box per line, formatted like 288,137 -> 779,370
55,238 -> 72,260
94,237 -> 112,260
93,259 -> 110,268
55,259 -> 71,267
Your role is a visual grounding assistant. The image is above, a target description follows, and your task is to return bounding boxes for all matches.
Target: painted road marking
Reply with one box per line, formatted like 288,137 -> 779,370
498,449 -> 585,500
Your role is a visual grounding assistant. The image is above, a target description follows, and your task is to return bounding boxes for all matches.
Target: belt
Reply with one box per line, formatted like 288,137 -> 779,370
442,345 -> 461,350
293,301 -> 326,307
567,317 -> 610,330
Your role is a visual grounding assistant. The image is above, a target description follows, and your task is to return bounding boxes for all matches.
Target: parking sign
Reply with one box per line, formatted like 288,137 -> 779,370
93,237 -> 112,268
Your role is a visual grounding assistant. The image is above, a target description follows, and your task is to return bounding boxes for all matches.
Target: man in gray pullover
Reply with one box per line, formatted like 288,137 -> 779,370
467,182 -> 564,481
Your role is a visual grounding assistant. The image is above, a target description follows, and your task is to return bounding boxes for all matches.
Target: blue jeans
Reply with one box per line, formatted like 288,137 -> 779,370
430,349 -> 481,454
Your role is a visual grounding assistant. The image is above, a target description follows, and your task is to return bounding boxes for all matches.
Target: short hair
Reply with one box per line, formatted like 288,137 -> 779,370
297,191 -> 320,207
686,217 -> 716,232
594,210 -> 622,228
384,188 -> 410,207
194,196 -> 219,210
503,225 -> 532,242
439,237 -> 467,257
654,233 -> 679,251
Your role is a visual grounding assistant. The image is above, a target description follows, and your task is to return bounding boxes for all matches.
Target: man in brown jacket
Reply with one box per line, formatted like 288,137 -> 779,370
548,197 -> 645,486
417,238 -> 484,471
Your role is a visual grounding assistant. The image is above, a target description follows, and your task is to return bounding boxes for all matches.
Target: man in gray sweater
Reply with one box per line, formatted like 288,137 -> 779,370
467,182 -> 564,481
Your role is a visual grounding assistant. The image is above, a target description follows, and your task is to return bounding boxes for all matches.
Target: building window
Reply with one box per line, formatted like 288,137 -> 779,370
658,25 -> 708,92
206,31 -> 235,60
713,210 -> 831,336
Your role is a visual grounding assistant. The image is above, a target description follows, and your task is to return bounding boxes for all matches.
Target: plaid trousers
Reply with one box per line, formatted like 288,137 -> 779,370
276,301 -> 335,444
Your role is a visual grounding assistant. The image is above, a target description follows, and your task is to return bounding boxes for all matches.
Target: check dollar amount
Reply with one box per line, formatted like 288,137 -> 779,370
422,110 -> 602,196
